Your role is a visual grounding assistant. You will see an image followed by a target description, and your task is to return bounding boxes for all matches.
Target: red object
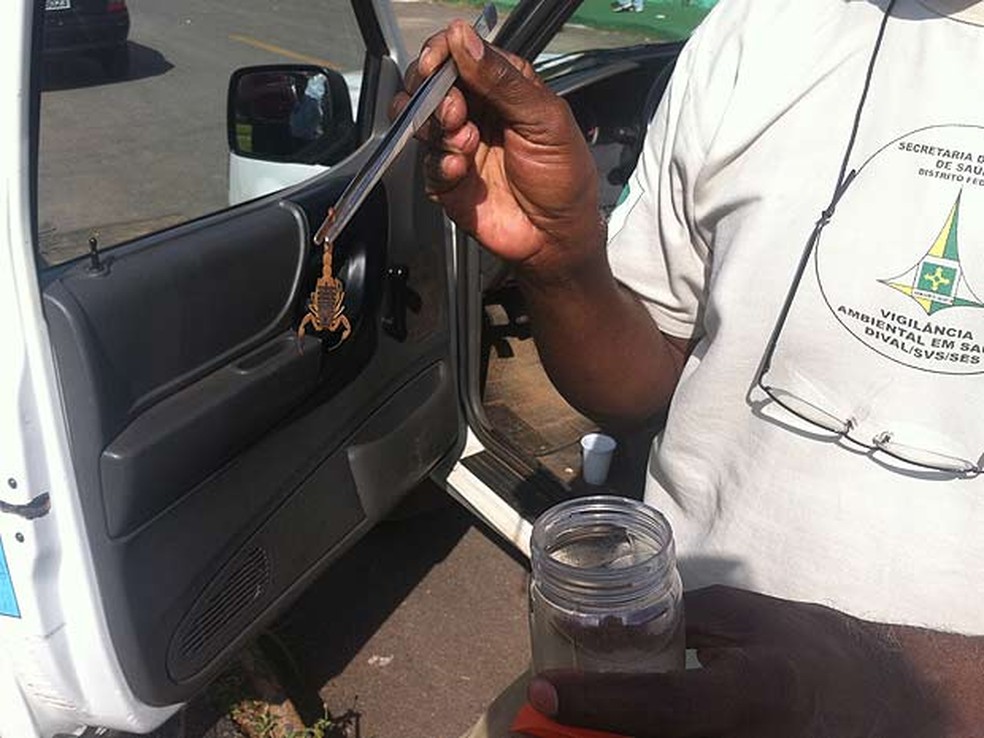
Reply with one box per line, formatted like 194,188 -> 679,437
107,1 -> 127,12
510,703 -> 629,738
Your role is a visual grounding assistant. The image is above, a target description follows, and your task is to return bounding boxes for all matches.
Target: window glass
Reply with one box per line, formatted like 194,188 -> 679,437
404,1 -> 719,63
393,0 -> 719,80
394,1 -> 517,55
569,0 -> 716,43
545,0 -> 717,55
37,0 -> 366,264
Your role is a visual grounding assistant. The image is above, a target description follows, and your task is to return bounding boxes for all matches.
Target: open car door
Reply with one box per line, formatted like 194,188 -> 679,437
3,0 -> 707,731
1,1 -> 463,735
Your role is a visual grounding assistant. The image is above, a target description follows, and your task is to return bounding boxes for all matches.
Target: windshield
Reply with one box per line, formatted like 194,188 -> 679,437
491,0 -> 719,56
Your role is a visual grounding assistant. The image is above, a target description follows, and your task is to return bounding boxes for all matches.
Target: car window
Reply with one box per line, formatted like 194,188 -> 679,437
37,0 -> 367,265
543,0 -> 718,54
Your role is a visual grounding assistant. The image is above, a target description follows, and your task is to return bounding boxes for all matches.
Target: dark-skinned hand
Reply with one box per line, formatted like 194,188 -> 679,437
527,586 -> 944,738
390,21 -> 603,277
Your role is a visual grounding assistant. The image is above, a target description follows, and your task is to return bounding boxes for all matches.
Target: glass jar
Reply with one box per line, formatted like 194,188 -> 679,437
529,496 -> 684,676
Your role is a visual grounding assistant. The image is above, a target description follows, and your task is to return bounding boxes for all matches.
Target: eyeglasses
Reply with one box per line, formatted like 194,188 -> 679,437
750,0 -> 980,476
754,206 -> 982,477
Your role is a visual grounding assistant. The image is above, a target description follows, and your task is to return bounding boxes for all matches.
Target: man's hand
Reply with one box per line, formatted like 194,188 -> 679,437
391,20 -> 603,278
529,586 -> 953,737
391,20 -> 690,426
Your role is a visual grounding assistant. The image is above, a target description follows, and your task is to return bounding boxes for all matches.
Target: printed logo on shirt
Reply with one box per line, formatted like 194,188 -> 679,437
815,125 -> 984,375
880,192 -> 984,315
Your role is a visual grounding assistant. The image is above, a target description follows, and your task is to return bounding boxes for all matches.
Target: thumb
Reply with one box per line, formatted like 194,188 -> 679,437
530,659 -> 756,738
446,20 -> 555,132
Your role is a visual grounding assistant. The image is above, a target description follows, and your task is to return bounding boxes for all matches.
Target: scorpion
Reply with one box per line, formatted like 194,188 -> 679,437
297,207 -> 352,346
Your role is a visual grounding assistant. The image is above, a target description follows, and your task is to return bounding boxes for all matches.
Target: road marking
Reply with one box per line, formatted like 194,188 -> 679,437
228,34 -> 340,70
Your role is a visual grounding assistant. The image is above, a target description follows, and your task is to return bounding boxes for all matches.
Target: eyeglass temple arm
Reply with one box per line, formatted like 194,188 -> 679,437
755,0 -> 895,386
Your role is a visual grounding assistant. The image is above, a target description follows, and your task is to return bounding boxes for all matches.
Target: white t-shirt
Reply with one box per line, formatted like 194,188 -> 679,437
608,0 -> 984,634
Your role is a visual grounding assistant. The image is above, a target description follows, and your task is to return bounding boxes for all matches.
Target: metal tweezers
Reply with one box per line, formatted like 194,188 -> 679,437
314,3 -> 498,247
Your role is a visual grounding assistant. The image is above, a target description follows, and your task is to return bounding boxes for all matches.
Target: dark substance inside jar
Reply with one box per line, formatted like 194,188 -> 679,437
544,607 -> 680,654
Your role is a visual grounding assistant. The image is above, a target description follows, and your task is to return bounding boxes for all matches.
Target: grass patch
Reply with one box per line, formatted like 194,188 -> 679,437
201,643 -> 369,738
452,0 -> 717,42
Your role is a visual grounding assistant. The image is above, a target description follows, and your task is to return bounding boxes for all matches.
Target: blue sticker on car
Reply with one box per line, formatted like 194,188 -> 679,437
0,536 -> 21,619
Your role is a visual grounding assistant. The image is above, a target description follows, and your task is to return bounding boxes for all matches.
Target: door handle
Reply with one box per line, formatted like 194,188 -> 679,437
383,265 -> 427,342
383,265 -> 409,341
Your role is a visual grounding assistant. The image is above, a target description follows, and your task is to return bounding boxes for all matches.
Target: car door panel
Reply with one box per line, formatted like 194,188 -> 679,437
97,331 -> 322,537
164,445 -> 365,684
347,359 -> 457,518
39,50 -> 458,705
160,354 -> 456,686
44,201 -> 316,537
43,202 -> 308,425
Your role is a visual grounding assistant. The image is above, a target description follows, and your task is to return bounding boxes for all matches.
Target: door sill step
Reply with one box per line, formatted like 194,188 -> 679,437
461,450 -> 569,522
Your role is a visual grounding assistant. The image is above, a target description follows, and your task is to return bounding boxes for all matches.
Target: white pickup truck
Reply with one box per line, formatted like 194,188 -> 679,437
1,0 -> 691,734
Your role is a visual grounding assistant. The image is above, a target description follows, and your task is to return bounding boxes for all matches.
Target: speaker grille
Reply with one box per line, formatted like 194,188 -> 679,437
178,546 -> 270,659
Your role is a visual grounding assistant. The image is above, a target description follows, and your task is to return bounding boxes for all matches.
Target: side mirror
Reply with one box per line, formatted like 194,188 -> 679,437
227,65 -> 356,166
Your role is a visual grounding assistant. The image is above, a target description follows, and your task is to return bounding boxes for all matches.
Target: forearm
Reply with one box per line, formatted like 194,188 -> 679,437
880,622 -> 984,736
516,238 -> 689,428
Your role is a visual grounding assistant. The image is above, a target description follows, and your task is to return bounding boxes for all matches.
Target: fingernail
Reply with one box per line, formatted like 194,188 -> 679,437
463,26 -> 484,60
528,678 -> 558,717
420,47 -> 431,69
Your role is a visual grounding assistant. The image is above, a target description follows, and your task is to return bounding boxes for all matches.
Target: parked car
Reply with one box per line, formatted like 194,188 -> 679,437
42,0 -> 130,79
2,1 -> 711,736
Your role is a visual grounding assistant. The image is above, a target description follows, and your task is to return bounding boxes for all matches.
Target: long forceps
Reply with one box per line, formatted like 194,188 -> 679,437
313,3 -> 498,246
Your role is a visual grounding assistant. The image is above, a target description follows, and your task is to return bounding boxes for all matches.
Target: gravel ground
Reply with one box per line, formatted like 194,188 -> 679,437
158,490 -> 531,738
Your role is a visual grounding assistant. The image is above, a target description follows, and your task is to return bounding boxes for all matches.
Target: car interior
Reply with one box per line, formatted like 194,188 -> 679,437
464,40 -> 683,520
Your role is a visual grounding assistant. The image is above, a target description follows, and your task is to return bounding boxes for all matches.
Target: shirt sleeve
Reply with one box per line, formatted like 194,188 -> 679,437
607,0 -> 745,340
